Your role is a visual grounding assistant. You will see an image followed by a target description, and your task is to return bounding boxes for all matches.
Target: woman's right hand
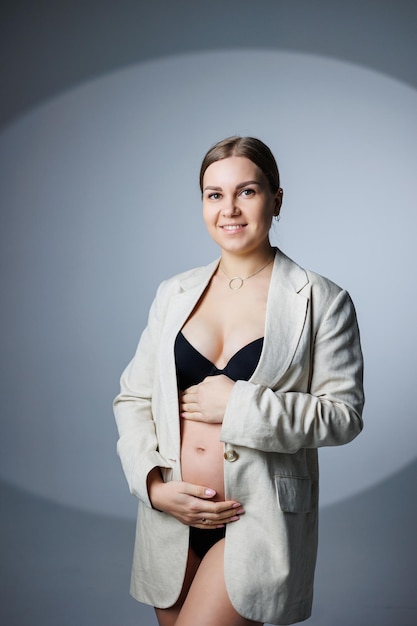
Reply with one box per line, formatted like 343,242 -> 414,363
147,469 -> 244,529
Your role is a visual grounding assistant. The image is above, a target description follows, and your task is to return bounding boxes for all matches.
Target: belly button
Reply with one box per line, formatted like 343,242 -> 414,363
196,446 -> 206,453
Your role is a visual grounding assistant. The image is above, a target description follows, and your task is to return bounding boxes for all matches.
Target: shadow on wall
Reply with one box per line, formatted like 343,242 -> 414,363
1,0 -> 417,129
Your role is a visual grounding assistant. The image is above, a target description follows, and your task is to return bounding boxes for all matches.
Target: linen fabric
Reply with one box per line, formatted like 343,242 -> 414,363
113,248 -> 364,625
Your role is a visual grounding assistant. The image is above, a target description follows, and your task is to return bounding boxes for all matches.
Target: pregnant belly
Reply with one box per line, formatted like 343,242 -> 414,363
180,420 -> 225,501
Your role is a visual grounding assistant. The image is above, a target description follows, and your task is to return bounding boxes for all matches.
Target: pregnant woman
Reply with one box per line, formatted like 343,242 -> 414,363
113,136 -> 364,626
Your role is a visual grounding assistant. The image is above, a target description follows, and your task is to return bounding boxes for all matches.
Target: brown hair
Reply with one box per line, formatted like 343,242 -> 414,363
199,136 -> 280,194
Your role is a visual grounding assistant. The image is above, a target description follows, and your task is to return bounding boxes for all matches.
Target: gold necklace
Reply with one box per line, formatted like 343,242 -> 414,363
219,256 -> 274,290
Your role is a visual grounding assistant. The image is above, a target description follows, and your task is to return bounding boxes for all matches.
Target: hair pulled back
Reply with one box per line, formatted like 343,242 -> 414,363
199,136 -> 280,194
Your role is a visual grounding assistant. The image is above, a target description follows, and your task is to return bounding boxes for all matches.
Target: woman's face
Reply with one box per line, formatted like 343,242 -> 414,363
202,156 -> 282,256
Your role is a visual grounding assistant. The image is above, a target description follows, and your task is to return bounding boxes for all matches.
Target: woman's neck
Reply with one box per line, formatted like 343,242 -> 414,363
219,245 -> 276,280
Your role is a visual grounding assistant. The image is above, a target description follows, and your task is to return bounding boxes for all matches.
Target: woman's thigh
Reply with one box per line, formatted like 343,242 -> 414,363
175,539 -> 262,626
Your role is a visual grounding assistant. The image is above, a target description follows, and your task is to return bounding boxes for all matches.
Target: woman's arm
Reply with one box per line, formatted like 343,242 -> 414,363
113,282 -> 173,507
221,289 -> 364,453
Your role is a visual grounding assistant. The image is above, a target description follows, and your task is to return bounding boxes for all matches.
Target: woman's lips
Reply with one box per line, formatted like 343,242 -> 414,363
220,224 -> 246,233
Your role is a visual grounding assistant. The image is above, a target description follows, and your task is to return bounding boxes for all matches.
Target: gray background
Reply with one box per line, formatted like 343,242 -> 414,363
1,1 -> 416,625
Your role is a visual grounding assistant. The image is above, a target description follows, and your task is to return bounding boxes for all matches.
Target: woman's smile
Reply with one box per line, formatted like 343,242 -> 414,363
220,223 -> 247,233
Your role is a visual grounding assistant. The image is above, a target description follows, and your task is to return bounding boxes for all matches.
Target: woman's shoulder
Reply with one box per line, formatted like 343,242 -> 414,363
276,248 -> 344,297
283,254 -> 357,324
276,249 -> 354,320
301,263 -> 358,322
154,258 -> 219,299
304,266 -> 344,296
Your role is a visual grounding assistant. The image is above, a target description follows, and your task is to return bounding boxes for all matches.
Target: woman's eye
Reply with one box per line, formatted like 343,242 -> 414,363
208,192 -> 221,200
241,188 -> 255,197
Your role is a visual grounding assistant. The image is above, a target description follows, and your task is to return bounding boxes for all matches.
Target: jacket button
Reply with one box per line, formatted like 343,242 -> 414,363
224,449 -> 238,462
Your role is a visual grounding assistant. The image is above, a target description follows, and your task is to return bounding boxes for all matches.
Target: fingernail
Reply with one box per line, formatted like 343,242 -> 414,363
231,515 -> 240,522
205,488 -> 216,496
235,508 -> 244,515
232,503 -> 241,508
216,524 -> 225,529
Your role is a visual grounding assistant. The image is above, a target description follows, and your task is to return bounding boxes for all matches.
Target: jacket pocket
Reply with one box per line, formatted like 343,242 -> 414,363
274,475 -> 312,513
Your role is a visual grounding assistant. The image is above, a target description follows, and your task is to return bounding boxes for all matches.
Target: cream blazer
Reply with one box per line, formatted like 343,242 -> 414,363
113,248 -> 364,625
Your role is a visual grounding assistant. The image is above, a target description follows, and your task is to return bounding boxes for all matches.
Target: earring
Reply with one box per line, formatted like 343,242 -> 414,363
274,214 -> 281,222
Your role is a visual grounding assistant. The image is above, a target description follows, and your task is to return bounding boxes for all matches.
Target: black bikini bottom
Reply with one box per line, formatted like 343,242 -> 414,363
189,526 -> 226,560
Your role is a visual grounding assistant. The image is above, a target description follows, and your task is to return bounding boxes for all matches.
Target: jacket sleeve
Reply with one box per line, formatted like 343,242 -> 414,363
113,282 -> 172,507
220,289 -> 364,453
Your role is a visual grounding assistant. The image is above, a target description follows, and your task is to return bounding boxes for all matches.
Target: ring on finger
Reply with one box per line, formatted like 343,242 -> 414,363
201,518 -> 209,524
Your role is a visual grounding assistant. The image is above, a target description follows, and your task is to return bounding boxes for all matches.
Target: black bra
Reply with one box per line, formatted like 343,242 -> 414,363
174,332 -> 263,390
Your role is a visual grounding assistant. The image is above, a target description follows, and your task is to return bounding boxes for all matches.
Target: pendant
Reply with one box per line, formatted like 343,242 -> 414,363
229,277 -> 244,290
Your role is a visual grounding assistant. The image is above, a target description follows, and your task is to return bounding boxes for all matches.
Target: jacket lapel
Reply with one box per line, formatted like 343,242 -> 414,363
251,249 -> 310,387
158,260 -> 220,455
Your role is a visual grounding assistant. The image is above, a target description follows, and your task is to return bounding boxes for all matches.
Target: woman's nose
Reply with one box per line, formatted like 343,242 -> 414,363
222,197 -> 241,217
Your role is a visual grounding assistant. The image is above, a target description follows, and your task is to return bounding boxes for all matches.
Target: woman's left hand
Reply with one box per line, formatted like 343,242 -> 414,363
180,375 -> 235,423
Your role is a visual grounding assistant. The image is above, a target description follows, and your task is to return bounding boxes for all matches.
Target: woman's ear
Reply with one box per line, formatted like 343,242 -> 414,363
274,187 -> 283,216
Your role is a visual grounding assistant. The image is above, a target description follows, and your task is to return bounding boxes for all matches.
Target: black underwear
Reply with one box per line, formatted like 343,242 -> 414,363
174,331 -> 263,389
175,331 -> 263,559
189,526 -> 226,560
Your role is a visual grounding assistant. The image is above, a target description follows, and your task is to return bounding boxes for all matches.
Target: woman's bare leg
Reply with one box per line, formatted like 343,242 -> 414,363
175,539 -> 262,626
